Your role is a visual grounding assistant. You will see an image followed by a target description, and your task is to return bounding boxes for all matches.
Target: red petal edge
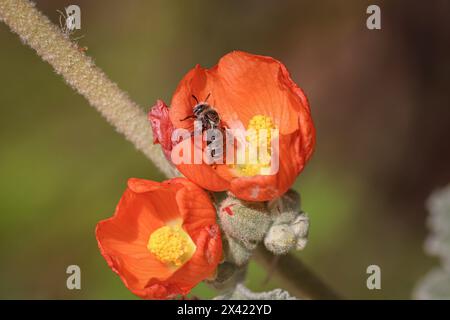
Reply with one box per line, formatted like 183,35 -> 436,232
149,100 -> 175,160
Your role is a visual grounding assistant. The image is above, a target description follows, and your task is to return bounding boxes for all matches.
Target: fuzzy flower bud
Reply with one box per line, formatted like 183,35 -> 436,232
264,224 -> 297,255
265,189 -> 310,254
268,189 -> 301,216
218,194 -> 272,266
219,195 -> 272,250
219,189 -> 310,264
264,212 -> 309,254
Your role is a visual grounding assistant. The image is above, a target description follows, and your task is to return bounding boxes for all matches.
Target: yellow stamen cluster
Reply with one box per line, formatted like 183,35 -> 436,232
238,115 -> 277,176
147,225 -> 195,267
248,115 -> 275,133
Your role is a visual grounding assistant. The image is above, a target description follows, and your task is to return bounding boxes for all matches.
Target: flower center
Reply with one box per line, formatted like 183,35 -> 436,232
147,225 -> 196,267
235,115 -> 277,176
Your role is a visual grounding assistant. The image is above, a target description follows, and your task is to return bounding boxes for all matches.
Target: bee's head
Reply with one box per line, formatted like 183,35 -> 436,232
191,94 -> 216,118
193,103 -> 209,115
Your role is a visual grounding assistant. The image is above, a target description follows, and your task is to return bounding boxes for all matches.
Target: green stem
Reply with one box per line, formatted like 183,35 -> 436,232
254,247 -> 341,299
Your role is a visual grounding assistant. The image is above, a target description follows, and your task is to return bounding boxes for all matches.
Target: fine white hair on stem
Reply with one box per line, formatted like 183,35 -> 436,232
0,0 -> 177,178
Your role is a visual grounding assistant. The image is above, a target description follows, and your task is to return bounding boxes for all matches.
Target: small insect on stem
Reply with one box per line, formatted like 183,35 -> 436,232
56,9 -> 85,43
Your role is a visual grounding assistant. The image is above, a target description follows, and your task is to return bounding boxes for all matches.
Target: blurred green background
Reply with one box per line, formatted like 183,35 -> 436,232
0,0 -> 449,299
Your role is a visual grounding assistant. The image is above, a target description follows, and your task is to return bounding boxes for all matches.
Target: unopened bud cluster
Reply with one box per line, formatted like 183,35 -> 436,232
218,189 -> 309,266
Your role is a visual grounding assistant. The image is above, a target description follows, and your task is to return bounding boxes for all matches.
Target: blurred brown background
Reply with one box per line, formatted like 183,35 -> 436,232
0,0 -> 449,299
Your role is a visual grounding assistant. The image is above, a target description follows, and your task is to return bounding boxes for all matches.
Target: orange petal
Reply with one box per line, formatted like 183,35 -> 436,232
229,132 -> 302,201
278,58 -> 316,161
95,187 -> 175,296
170,51 -> 307,135
169,65 -> 212,130
97,243 -> 174,298
172,137 -> 231,192
127,178 -> 161,193
213,51 -> 302,134
168,224 -> 222,293
174,180 -> 217,237
127,178 -> 182,223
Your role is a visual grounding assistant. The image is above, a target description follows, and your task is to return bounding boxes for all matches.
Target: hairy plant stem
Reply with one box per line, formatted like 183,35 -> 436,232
0,0 -> 177,178
0,0 -> 339,300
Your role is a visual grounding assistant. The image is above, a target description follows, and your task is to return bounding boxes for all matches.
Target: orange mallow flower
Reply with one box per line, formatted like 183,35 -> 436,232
151,51 -> 315,201
96,178 -> 222,299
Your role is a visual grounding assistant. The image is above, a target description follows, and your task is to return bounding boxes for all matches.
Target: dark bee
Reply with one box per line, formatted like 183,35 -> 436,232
180,93 -> 220,130
180,94 -> 223,159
